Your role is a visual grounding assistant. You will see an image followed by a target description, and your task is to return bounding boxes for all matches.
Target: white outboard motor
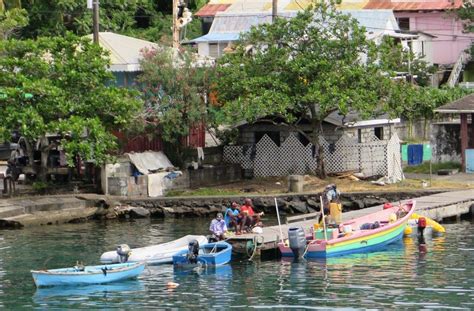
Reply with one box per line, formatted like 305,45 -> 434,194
116,244 -> 131,263
288,227 -> 306,258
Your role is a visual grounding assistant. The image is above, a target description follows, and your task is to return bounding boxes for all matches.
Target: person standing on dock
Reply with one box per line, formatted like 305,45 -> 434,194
209,212 -> 227,241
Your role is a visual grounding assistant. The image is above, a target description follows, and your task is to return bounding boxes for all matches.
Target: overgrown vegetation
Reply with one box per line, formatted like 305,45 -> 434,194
136,48 -> 215,166
1,0 -> 207,43
403,162 -> 461,174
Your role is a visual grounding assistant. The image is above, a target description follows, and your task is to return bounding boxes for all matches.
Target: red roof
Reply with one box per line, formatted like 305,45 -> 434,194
363,0 -> 463,11
195,4 -> 231,17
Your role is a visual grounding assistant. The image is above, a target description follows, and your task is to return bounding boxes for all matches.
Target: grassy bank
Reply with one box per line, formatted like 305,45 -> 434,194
403,162 -> 461,174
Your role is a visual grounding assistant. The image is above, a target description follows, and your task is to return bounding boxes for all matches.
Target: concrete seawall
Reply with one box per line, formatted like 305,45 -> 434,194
1,189 -> 473,228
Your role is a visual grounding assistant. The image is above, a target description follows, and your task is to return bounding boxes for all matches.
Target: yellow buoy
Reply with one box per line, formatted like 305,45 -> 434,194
404,226 -> 413,236
411,213 -> 446,233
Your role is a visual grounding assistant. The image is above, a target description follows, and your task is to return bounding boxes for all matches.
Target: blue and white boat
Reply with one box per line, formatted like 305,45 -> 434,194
100,235 -> 209,265
172,241 -> 232,267
31,262 -> 145,287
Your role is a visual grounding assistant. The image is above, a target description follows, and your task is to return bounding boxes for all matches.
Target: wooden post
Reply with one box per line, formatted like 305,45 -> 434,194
461,113 -> 468,172
172,0 -> 180,48
274,198 -> 284,244
92,1 -> 100,44
319,196 -> 328,241
272,0 -> 278,23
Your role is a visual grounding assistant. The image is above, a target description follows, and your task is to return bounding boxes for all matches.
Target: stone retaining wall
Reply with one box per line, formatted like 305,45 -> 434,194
110,191 -> 441,218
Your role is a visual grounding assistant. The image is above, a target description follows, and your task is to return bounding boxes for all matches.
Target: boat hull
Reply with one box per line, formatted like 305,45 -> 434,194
31,262 -> 145,287
172,242 -> 232,266
100,235 -> 208,265
279,200 -> 415,259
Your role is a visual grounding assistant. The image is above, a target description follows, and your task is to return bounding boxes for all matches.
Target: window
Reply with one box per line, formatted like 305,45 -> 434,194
255,131 -> 280,146
397,17 -> 410,31
374,127 -> 384,140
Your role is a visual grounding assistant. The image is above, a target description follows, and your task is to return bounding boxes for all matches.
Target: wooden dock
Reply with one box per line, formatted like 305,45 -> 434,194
226,189 -> 474,256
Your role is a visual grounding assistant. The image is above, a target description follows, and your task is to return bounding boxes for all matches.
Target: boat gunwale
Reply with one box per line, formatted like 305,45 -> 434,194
325,200 -> 416,246
31,262 -> 144,276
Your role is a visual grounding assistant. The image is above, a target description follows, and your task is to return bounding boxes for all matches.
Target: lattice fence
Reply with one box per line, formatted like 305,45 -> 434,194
224,133 -> 402,180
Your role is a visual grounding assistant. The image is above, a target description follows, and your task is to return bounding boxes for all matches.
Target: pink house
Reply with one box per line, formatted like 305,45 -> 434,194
363,0 -> 473,66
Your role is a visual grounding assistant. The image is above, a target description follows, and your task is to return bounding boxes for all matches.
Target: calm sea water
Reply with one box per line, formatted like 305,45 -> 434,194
0,217 -> 473,310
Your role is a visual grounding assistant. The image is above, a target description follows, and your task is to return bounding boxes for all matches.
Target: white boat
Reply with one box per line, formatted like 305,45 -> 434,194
100,235 -> 208,265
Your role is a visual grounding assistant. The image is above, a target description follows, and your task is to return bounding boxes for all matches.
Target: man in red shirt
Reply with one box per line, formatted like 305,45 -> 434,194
239,198 -> 264,233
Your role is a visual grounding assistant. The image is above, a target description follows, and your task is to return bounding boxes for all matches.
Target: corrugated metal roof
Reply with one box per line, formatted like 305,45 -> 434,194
226,0 -> 272,12
207,10 -> 398,34
191,9 -> 401,43
209,11 -> 297,33
195,4 -> 232,17
337,0 -> 370,10
85,32 -> 159,72
363,0 -> 463,11
341,9 -> 399,32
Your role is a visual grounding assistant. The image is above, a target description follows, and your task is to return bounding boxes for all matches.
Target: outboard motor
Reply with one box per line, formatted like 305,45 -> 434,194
288,227 -> 306,259
186,239 -> 200,264
116,244 -> 131,263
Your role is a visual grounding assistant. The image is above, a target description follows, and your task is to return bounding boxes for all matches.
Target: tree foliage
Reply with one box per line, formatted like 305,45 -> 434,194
215,3 -> 395,177
0,33 -> 141,179
457,1 -> 474,32
386,81 -> 472,138
137,48 -> 214,164
0,7 -> 27,39
377,36 -> 435,86
17,0 -> 206,43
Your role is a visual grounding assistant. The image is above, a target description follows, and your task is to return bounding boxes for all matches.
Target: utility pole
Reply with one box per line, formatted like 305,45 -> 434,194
172,0 -> 180,48
87,0 -> 100,44
272,0 -> 278,23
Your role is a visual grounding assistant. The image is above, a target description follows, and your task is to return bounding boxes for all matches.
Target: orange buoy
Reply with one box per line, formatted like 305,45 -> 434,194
166,282 -> 179,289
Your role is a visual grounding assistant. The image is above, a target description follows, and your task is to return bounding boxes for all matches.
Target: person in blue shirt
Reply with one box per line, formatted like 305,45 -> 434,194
224,202 -> 241,234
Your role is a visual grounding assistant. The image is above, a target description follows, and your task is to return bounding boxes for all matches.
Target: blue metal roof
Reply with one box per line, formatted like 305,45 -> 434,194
192,32 -> 240,43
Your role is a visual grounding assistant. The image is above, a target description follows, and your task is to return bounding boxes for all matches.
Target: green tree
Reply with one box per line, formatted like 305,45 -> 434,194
137,48 -> 214,165
457,1 -> 474,32
17,0 -> 206,43
214,3 -> 394,177
377,36 -> 435,86
0,7 -> 27,39
0,33 -> 142,180
0,0 -> 27,40
386,82 -> 472,139
0,0 -> 21,12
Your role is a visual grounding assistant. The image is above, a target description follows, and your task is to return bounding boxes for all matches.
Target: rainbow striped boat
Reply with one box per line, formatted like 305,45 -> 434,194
279,200 -> 415,259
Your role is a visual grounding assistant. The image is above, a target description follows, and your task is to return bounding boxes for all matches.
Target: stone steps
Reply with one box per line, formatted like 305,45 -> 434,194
0,205 -> 25,218
0,196 -> 91,228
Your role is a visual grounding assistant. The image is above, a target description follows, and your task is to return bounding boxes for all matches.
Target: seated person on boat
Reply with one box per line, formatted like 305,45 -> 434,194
239,198 -> 264,234
225,202 -> 242,234
209,212 -> 227,241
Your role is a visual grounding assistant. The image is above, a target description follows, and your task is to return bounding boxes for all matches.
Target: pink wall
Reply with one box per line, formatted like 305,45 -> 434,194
395,11 -> 474,65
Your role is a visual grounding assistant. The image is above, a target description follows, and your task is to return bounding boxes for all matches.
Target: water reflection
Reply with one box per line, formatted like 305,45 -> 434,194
33,280 -> 145,300
0,219 -> 473,309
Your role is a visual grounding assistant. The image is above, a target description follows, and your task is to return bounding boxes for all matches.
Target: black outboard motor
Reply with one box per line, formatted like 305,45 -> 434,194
116,244 -> 131,263
288,227 -> 306,259
186,239 -> 200,264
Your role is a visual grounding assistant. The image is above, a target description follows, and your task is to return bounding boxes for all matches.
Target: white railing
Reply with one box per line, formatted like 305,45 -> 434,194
447,51 -> 471,87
